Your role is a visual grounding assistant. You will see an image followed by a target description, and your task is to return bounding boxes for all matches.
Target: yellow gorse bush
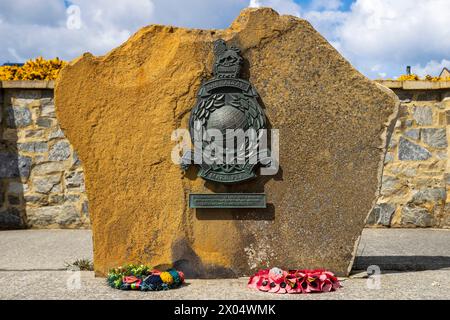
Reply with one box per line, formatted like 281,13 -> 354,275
397,74 -> 450,82
397,74 -> 419,81
0,57 -> 66,81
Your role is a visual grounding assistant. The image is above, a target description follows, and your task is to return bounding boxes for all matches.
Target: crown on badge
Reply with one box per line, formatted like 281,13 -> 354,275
213,39 -> 243,79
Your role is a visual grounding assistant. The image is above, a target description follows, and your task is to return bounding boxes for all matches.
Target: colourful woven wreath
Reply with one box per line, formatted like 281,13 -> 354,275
107,264 -> 185,291
248,268 -> 341,294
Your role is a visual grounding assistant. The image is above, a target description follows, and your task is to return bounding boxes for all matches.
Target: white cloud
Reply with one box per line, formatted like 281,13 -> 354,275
249,0 -> 262,7
0,0 -> 449,79
248,0 -> 301,16
305,0 -> 450,78
412,59 -> 450,77
0,0 -> 248,63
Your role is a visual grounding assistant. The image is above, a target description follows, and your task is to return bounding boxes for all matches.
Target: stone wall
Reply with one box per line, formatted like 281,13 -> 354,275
2,79 -> 450,230
0,81 -> 89,229
368,80 -> 450,228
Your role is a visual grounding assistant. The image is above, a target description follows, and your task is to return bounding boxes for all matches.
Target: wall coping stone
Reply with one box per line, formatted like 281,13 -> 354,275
377,80 -> 450,90
1,80 -> 449,91
0,80 -> 55,89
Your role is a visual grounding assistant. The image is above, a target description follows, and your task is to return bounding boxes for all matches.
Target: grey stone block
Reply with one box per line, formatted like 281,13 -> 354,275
367,203 -> 395,226
40,102 -> 55,117
27,205 -> 81,227
398,137 -> 431,161
413,106 -> 433,125
401,205 -> 433,227
0,208 -> 23,229
411,188 -> 446,204
24,129 -> 45,138
421,128 -> 448,149
48,127 -> 65,139
49,141 -> 71,161
0,153 -> 32,179
404,129 -> 420,141
32,174 -> 62,194
33,162 -> 66,175
24,194 -> 48,205
6,106 -> 32,128
65,171 -> 84,189
380,176 -> 400,196
36,117 -> 53,128
18,141 -> 48,153
18,156 -> 32,180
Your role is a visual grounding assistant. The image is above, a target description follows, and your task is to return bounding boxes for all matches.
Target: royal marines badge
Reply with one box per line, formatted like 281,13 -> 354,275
182,39 -> 271,184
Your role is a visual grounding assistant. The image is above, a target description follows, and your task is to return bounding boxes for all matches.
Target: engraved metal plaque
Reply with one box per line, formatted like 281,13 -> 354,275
189,194 -> 267,209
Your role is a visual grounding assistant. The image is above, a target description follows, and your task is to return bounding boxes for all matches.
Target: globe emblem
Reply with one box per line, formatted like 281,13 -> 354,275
206,104 -> 247,133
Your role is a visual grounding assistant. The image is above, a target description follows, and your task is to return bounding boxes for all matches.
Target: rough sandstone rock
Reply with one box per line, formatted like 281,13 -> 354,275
55,8 -> 399,277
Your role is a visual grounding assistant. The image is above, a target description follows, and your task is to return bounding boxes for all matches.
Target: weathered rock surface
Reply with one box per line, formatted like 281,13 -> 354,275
55,8 -> 398,277
367,203 -> 396,226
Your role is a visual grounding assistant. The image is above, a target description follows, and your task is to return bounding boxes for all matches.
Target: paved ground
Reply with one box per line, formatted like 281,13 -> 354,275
1,228 -> 450,300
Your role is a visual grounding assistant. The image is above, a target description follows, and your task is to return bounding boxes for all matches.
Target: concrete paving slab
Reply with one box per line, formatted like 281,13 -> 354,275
1,270 -> 449,300
0,229 -> 92,271
354,228 -> 450,271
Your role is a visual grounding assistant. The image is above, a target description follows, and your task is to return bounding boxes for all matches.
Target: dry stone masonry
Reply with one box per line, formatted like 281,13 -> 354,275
369,81 -> 450,228
0,82 -> 89,229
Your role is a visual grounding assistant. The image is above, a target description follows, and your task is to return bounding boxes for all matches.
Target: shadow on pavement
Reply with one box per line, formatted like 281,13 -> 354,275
353,255 -> 450,274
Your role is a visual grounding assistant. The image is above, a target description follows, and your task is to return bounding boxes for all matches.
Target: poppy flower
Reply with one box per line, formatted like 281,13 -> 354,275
123,276 -> 140,284
248,269 -> 269,289
151,270 -> 161,276
285,275 -> 299,294
248,275 -> 260,289
256,277 -> 271,292
268,281 -> 280,293
306,275 -> 324,293
178,271 -> 185,283
321,279 -> 333,292
248,268 -> 340,294
277,281 -> 289,294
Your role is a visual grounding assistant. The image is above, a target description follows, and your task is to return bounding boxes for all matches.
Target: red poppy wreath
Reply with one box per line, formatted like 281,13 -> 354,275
248,268 -> 341,294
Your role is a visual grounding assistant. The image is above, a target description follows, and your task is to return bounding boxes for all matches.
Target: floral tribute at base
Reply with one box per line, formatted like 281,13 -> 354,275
107,264 -> 185,291
248,268 -> 341,294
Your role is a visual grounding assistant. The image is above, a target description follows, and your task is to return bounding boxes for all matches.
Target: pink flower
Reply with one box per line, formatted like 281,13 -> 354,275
268,281 -> 281,293
285,275 -> 298,294
248,269 -> 269,289
321,279 -> 333,292
178,271 -> 185,283
248,268 -> 341,294
123,276 -> 140,284
256,277 -> 271,292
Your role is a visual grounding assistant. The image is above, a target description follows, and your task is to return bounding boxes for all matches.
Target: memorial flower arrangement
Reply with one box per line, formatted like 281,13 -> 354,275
248,267 -> 341,294
107,264 -> 185,291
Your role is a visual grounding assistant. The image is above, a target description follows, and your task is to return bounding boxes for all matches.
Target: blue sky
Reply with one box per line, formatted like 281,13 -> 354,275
0,0 -> 449,79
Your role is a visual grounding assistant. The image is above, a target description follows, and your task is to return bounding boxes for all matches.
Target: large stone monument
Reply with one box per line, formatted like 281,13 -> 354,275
55,8 -> 399,277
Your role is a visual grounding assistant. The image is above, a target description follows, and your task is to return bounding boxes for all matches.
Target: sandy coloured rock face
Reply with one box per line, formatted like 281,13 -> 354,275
55,8 -> 398,277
